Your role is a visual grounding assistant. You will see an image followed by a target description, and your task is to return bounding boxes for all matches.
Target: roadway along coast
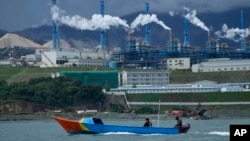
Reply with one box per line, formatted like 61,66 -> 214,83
127,102 -> 250,106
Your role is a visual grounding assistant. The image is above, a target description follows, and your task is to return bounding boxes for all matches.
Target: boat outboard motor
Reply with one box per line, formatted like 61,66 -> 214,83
179,123 -> 190,133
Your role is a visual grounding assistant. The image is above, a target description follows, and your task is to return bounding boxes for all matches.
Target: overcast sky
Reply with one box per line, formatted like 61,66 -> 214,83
0,0 -> 249,31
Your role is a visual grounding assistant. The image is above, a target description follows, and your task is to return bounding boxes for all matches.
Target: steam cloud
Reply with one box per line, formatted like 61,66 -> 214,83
51,6 -> 171,34
130,14 -> 171,32
185,10 -> 210,32
169,11 -> 175,17
51,6 -> 129,30
215,24 -> 250,42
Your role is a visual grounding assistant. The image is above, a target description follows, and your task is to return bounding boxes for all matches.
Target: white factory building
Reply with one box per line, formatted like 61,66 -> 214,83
110,82 -> 250,94
192,58 -> 250,73
40,49 -> 111,68
160,57 -> 190,70
23,54 -> 42,67
119,70 -> 169,86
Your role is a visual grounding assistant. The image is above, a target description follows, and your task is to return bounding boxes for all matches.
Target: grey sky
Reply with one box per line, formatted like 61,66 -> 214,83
0,0 -> 249,31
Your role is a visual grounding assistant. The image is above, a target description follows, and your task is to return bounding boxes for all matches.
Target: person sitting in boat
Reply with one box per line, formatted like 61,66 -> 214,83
143,118 -> 152,127
174,116 -> 182,128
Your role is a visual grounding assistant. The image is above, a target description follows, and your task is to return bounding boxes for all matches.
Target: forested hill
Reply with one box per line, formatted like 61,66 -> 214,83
0,77 -> 106,109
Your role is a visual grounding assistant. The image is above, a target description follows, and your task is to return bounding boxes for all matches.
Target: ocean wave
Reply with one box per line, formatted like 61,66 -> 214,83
208,131 -> 229,136
102,132 -> 166,136
102,132 -> 136,135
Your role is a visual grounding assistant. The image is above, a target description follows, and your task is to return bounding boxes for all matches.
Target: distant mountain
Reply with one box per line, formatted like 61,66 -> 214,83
13,7 -> 250,50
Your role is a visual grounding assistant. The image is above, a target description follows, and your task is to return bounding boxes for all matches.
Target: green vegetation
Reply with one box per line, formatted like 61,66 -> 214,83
1,67 -> 250,114
0,67 -> 116,83
170,70 -> 250,84
136,106 -> 157,114
109,103 -> 126,113
0,77 -> 106,108
1,67 -> 250,84
126,92 -> 250,114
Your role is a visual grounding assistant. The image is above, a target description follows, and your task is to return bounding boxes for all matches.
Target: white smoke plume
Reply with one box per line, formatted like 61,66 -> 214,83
169,11 -> 180,17
169,11 -> 175,17
185,10 -> 210,32
215,24 -> 250,42
51,6 -> 129,31
130,14 -> 171,32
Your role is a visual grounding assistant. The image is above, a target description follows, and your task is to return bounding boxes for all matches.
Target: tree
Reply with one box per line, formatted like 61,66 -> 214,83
0,76 -> 106,108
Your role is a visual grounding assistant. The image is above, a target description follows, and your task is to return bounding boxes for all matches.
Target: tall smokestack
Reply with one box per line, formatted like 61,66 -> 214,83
100,0 -> 105,51
208,31 -> 212,42
169,30 -> 172,41
183,7 -> 190,47
52,0 -> 60,49
145,3 -> 150,44
240,10 -> 245,49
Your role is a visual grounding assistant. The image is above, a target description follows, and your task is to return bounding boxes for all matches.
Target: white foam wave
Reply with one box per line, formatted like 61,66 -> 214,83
102,132 -> 166,136
208,131 -> 229,136
141,134 -> 165,136
102,132 -> 136,135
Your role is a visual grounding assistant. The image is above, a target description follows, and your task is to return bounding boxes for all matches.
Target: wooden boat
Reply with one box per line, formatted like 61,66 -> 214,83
52,116 -> 190,135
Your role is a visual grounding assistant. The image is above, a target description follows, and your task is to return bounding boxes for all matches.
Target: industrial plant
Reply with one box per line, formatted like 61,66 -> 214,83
1,0 -> 250,92
0,0 -> 250,69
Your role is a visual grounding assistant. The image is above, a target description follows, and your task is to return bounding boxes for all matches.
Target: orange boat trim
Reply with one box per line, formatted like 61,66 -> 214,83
53,116 -> 84,133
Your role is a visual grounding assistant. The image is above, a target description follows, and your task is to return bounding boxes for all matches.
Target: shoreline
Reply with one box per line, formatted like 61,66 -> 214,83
1,109 -> 250,121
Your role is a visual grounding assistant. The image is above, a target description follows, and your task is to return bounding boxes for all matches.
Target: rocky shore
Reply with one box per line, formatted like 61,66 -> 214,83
1,109 -> 250,121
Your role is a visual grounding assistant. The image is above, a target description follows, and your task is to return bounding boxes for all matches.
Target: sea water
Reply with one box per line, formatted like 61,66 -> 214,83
0,118 -> 249,141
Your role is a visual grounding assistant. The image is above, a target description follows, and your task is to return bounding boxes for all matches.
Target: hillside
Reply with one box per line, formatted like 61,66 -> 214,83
126,92 -> 250,103
1,67 -> 250,117
169,70 -> 250,84
12,7 -> 250,50
0,67 -> 115,83
1,67 -> 250,84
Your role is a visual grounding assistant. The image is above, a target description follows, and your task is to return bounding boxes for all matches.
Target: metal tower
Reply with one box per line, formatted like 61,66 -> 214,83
240,10 -> 245,49
100,0 -> 105,51
183,7 -> 190,47
52,0 -> 60,49
145,3 -> 150,44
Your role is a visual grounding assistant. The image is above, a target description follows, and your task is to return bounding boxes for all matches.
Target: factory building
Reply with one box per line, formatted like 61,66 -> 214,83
2,0 -> 250,72
40,49 -> 111,68
160,57 -> 190,70
59,70 -> 169,88
0,60 -> 11,66
119,70 -> 169,86
192,58 -> 250,73
22,54 -> 42,67
110,82 -> 250,94
66,58 -> 109,67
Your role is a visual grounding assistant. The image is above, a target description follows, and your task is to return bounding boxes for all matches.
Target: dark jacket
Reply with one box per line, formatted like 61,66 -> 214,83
144,121 -> 152,127
175,117 -> 182,127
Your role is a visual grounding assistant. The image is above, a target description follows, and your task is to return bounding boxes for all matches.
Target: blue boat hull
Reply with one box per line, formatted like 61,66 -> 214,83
53,116 -> 190,135
84,123 -> 180,134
